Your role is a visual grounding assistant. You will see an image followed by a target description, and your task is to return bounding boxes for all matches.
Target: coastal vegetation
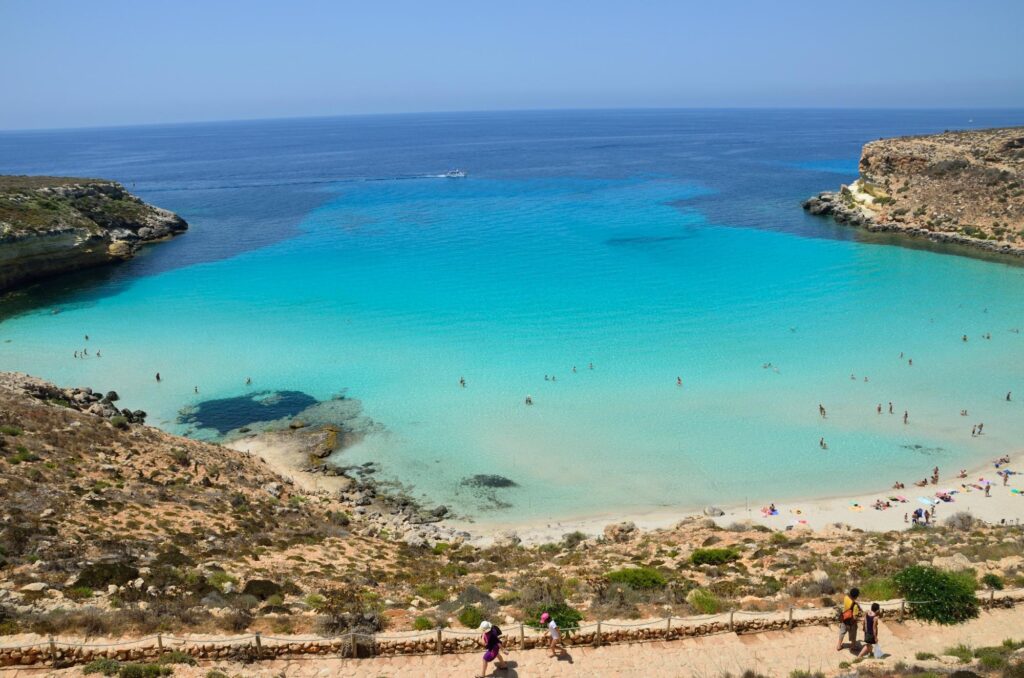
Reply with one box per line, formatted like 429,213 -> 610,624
0,175 -> 187,292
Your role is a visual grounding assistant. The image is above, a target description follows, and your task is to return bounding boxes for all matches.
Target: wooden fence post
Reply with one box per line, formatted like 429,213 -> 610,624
48,636 -> 56,665
899,600 -> 905,622
990,590 -> 995,605
594,621 -> 602,647
665,617 -> 672,639
436,628 -> 442,655
787,607 -> 794,630
729,610 -> 735,631
254,632 -> 262,659
519,623 -> 525,649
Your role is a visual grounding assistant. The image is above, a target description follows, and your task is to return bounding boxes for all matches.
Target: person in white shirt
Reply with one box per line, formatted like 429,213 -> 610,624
540,612 -> 562,656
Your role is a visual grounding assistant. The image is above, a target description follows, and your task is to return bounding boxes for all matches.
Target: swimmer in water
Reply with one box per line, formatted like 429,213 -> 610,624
677,376 -> 682,387
459,377 -> 466,388
156,373 -> 161,382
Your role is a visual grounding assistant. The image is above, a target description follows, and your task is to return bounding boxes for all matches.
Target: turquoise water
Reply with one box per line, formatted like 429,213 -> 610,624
1,110 -> 1023,525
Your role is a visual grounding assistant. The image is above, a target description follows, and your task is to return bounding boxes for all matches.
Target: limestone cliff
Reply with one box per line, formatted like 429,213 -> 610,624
803,127 -> 1024,257
0,176 -> 188,292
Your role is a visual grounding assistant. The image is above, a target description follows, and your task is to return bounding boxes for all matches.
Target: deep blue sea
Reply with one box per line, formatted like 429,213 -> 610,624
2,109 -> 1023,526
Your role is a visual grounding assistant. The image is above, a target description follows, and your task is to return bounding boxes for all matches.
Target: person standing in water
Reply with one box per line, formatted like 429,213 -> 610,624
903,411 -> 909,425
888,402 -> 893,414
459,377 -> 466,388
155,372 -> 161,382
677,376 -> 682,387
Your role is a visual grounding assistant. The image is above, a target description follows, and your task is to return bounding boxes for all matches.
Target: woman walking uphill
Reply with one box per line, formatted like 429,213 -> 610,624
478,620 -> 506,677
836,587 -> 862,652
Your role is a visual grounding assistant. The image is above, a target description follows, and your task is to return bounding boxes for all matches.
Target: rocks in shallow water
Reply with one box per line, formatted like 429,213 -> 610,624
430,505 -> 449,518
603,521 -> 637,543
460,474 -> 517,488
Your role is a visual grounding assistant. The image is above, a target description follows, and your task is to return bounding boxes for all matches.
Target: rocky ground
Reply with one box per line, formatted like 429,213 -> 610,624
0,176 -> 187,292
1,372 -> 1022,645
803,127 -> 1024,257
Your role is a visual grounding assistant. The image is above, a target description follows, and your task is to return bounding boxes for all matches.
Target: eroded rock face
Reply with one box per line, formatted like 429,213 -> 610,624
803,127 -> 1024,258
0,176 -> 188,291
603,521 -> 637,543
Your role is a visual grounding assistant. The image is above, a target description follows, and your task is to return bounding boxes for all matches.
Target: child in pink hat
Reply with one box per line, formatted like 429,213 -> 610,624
540,612 -> 562,657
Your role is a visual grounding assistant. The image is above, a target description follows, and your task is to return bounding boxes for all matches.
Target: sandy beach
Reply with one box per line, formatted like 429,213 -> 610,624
232,425 -> 1023,545
457,452 -> 1024,545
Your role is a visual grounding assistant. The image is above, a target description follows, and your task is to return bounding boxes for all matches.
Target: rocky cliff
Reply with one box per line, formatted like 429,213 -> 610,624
803,127 -> 1024,257
0,176 -> 188,292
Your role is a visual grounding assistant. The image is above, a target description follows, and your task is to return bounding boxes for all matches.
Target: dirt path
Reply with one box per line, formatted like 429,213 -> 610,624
10,605 -> 1021,678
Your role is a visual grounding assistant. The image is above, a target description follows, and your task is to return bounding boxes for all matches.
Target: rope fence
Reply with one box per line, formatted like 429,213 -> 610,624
1,587 -> 1020,669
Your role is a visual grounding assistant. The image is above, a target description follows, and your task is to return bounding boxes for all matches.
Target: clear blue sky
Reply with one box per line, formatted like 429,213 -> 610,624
2,0 -> 1023,130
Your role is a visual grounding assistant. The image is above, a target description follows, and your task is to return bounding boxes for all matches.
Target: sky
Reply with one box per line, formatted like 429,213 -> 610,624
1,0 -> 1023,130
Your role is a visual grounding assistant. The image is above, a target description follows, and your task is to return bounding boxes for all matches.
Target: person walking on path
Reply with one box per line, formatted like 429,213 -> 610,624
858,603 -> 884,659
836,588 -> 862,652
540,612 -> 563,657
478,620 -> 505,677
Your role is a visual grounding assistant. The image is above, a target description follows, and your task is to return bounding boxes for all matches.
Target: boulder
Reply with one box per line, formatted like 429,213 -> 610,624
932,553 -> 972,572
19,583 -> 48,593
493,530 -> 521,548
703,506 -> 725,517
262,482 -> 284,499
603,521 -> 637,543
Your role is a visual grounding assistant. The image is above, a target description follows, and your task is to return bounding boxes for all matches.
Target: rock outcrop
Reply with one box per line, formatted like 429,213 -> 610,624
0,175 -> 187,292
803,127 -> 1024,257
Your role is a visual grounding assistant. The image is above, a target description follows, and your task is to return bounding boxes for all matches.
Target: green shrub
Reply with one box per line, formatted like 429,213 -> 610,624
413,616 -> 434,631
431,542 -> 450,555
606,567 -> 667,590
916,651 -> 937,660
415,584 -> 447,603
982,573 -> 1005,590
687,588 -> 725,614
157,650 -> 196,665
789,672 -> 825,678
859,577 -> 898,601
457,604 -> 484,629
0,426 -> 22,436
893,566 -> 979,625
944,643 -> 973,663
117,664 -> 172,678
110,416 -> 129,431
303,593 -> 326,610
691,548 -> 739,566
523,600 -> 583,631
205,672 -> 229,678
84,659 -> 122,676
66,586 -> 95,601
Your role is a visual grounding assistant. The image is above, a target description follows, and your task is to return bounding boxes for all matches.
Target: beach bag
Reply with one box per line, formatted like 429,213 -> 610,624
840,601 -> 856,623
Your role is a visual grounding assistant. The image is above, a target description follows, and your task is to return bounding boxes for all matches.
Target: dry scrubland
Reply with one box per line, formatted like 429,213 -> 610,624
804,127 -> 1024,256
2,373 -> 1024,677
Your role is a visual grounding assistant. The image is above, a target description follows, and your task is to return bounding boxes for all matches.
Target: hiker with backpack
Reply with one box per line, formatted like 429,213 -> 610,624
478,620 -> 506,676
836,587 -> 862,652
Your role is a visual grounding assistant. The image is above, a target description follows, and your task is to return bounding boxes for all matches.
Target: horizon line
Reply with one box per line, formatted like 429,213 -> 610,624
3,105 -> 1024,135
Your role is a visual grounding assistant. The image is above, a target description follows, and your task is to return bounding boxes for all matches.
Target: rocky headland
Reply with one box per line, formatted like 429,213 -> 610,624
0,176 -> 187,292
803,127 -> 1024,257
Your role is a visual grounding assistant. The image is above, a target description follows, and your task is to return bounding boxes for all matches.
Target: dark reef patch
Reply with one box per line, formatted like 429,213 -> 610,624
179,390 -> 318,435
461,474 -> 517,488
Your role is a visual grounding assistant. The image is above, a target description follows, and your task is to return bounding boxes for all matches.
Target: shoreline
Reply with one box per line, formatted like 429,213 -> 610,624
230,424 -> 1022,546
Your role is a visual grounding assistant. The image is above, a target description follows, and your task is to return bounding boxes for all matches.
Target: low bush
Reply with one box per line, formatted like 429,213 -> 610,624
83,659 -> 122,676
944,512 -> 976,531
687,588 -> 725,614
916,651 -> 937,660
523,600 -> 583,631
606,567 -> 667,590
117,664 -> 172,678
413,616 -> 434,631
691,548 -> 739,566
859,577 -> 899,601
944,643 -> 973,663
457,604 -> 483,629
157,650 -> 196,666
981,573 -> 1005,590
893,566 -> 978,625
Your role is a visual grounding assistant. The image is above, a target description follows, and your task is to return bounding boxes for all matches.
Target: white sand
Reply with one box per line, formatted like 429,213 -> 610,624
453,452 -> 1024,545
